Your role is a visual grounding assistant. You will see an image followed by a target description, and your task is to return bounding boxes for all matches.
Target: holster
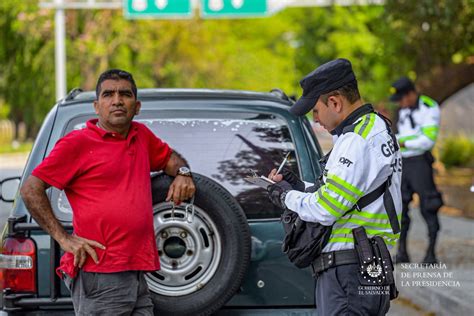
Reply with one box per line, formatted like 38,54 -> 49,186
352,227 -> 398,300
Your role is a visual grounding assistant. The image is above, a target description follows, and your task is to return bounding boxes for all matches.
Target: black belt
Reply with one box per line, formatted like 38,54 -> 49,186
402,151 -> 433,162
311,249 -> 359,275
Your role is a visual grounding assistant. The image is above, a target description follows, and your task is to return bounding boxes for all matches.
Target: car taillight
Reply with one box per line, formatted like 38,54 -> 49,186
0,237 -> 37,293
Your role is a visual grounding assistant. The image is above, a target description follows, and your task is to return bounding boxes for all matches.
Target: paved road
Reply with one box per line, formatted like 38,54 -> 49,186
392,207 -> 474,315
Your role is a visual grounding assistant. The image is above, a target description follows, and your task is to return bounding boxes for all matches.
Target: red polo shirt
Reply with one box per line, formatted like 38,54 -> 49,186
32,119 -> 172,278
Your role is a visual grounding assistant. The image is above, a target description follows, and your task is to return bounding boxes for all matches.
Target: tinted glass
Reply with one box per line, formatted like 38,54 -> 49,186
54,110 -> 299,220
140,111 -> 299,219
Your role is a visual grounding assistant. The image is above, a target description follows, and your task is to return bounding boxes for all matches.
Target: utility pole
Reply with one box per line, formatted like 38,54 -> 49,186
41,0 -> 123,101
54,0 -> 66,101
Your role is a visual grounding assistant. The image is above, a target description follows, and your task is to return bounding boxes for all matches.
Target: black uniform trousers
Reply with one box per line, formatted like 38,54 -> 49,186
400,153 -> 441,239
315,263 -> 390,316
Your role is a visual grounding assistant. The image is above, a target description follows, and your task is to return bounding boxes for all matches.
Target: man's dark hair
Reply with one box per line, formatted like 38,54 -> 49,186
320,81 -> 360,105
95,69 -> 137,100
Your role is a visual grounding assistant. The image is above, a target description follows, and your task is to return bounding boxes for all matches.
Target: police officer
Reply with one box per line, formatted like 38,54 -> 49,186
268,59 -> 402,315
390,77 -> 443,264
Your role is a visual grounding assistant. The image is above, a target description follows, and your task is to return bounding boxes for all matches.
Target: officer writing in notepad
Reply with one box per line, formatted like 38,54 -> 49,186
267,59 -> 403,315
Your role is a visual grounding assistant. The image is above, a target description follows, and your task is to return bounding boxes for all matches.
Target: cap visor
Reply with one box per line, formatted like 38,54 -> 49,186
290,96 -> 318,116
389,93 -> 402,102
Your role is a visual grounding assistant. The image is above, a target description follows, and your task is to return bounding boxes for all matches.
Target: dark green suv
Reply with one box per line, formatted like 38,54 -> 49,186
0,89 -> 323,315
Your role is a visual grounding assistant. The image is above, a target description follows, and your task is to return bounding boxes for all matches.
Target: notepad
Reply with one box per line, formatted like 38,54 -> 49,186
244,174 -> 275,189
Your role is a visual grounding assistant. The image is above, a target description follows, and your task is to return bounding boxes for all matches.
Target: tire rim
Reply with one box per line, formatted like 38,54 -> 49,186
145,201 -> 222,296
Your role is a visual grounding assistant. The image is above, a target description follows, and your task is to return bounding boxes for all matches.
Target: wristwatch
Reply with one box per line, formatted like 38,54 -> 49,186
177,166 -> 192,177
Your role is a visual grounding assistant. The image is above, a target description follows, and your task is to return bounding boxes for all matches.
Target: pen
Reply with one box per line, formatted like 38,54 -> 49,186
275,152 -> 290,175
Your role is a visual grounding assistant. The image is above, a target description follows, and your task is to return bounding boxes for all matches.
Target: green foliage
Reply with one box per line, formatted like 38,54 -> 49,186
0,1 -> 472,139
0,100 -> 10,119
65,10 -> 298,94
0,0 -> 55,137
380,0 -> 474,73
286,5 -> 392,102
0,141 -> 33,154
439,136 -> 474,168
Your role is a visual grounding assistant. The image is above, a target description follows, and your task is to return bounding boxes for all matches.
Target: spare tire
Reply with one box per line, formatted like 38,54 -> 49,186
147,173 -> 251,316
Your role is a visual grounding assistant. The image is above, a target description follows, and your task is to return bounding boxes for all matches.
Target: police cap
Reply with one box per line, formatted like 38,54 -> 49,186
290,58 -> 357,116
389,77 -> 416,102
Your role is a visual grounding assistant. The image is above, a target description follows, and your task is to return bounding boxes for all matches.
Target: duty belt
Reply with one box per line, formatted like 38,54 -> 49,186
311,249 -> 359,275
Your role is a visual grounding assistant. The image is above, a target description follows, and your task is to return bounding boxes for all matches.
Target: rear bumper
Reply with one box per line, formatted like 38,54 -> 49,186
216,308 -> 317,315
0,309 -> 316,316
0,310 -> 74,316
2,293 -> 72,313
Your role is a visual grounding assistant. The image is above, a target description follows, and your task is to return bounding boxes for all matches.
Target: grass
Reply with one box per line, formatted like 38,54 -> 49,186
0,141 -> 33,154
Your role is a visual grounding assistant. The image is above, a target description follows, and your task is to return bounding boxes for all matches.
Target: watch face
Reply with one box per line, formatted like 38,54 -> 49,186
179,167 -> 190,174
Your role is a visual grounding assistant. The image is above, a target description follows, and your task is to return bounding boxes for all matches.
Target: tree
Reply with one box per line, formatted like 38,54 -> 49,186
1,1 -> 472,139
65,10 -> 298,94
0,0 -> 55,139
376,0 -> 474,102
286,5 -> 391,103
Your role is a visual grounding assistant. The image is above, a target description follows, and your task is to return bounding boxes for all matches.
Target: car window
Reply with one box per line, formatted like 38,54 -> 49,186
301,118 -> 323,179
52,110 -> 300,220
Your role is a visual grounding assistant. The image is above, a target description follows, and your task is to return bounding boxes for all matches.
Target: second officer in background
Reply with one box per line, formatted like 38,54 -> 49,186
390,77 -> 443,264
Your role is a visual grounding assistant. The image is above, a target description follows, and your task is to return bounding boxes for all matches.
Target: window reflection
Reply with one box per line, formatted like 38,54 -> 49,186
140,113 -> 298,219
55,111 -> 299,220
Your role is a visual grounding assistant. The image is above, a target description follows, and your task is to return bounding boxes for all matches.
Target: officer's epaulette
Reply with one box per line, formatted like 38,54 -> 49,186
420,95 -> 437,108
342,114 -> 376,139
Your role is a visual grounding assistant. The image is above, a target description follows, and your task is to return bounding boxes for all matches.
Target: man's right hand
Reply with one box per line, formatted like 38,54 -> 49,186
268,168 -> 305,192
58,235 -> 106,268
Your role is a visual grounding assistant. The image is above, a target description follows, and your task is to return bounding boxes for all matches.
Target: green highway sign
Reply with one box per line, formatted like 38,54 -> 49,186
124,0 -> 192,19
201,0 -> 268,18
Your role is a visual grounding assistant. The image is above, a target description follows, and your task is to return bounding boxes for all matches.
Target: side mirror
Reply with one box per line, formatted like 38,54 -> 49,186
0,177 -> 21,203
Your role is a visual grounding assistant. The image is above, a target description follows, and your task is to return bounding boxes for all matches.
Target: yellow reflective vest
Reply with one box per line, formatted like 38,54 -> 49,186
285,111 -> 403,252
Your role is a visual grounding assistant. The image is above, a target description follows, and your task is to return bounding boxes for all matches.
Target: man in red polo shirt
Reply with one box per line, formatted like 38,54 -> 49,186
20,69 -> 195,315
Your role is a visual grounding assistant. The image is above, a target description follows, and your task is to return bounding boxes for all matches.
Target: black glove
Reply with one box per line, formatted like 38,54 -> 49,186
267,180 -> 293,209
305,178 -> 323,193
304,185 -> 319,193
280,168 -> 305,192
